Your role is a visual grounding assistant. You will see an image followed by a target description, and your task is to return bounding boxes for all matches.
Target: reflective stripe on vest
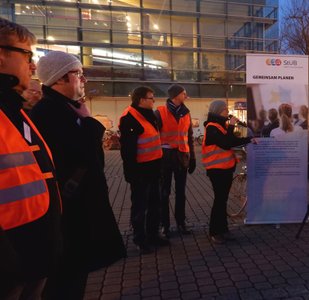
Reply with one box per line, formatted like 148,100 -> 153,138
0,109 -> 51,230
157,106 -> 190,153
120,106 -> 163,163
201,122 -> 236,170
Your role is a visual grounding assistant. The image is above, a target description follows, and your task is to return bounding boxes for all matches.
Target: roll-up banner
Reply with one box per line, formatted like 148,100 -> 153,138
246,54 -> 308,224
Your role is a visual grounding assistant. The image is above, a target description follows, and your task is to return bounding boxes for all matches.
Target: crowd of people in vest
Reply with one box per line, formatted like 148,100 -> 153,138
0,17 -> 256,300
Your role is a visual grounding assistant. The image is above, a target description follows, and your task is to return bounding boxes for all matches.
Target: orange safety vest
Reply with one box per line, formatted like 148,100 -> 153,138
0,109 -> 55,230
201,122 -> 236,170
120,106 -> 162,163
157,106 -> 190,153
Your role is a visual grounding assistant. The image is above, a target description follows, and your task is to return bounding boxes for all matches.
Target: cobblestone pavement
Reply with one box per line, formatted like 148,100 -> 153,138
84,149 -> 309,300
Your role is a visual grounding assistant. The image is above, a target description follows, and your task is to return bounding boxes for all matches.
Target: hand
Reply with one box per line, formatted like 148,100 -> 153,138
188,159 -> 196,174
251,138 -> 258,144
229,116 -> 239,126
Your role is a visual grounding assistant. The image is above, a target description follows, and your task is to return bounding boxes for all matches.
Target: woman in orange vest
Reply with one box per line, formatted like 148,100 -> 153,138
203,100 -> 254,244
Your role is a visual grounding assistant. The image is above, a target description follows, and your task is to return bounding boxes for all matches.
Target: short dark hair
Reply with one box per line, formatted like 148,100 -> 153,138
0,17 -> 36,45
131,86 -> 154,106
268,108 -> 278,122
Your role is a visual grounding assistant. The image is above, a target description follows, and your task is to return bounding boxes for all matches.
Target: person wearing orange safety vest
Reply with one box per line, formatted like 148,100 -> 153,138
119,86 -> 169,255
0,18 -> 62,300
202,100 -> 254,244
155,84 -> 196,238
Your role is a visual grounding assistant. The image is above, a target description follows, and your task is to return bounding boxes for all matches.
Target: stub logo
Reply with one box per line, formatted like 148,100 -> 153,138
266,58 -> 282,66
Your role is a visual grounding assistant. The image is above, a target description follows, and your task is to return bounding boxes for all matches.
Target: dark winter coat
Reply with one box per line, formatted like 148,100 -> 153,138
31,86 -> 126,272
155,99 -> 196,169
0,74 -> 62,296
204,112 -> 252,173
119,104 -> 162,183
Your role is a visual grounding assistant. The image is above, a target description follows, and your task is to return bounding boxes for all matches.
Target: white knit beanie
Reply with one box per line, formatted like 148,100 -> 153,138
37,51 -> 82,86
208,100 -> 227,115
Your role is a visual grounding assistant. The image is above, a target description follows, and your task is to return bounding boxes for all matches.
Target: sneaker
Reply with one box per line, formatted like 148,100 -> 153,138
210,234 -> 225,244
177,224 -> 191,235
148,236 -> 170,247
136,243 -> 153,255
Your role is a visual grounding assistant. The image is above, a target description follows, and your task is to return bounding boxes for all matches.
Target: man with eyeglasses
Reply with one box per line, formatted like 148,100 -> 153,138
119,86 -> 169,255
31,51 -> 126,299
0,18 -> 62,299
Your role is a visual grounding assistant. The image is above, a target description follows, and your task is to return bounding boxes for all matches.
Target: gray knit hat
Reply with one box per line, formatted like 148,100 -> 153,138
37,51 -> 82,86
168,84 -> 185,99
208,100 -> 227,115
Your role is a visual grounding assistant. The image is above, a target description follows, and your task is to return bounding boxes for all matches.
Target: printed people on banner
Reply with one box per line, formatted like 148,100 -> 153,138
270,103 -> 303,137
261,108 -> 279,137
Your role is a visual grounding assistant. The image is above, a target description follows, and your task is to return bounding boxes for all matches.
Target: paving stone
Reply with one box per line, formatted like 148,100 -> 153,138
141,287 -> 160,297
261,287 -> 289,299
83,151 -> 309,300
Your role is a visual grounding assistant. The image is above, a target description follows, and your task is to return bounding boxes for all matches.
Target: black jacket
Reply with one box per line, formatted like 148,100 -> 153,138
0,74 -> 62,295
204,113 -> 252,172
31,86 -> 126,272
119,104 -> 161,183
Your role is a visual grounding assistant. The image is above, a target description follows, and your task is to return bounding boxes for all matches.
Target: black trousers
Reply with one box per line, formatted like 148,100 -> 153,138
207,169 -> 234,236
160,149 -> 188,230
130,177 -> 160,245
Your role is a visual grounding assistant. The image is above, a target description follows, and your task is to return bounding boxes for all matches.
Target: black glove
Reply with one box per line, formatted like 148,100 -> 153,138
188,159 -> 196,174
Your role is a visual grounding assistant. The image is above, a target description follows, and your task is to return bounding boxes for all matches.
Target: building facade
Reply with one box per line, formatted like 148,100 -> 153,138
0,0 -> 279,130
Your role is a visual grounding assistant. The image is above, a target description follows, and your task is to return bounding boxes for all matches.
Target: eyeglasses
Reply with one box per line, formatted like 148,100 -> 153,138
67,70 -> 86,79
144,97 -> 154,100
0,45 -> 33,63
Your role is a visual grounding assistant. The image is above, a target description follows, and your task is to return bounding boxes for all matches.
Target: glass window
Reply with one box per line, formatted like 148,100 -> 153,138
82,29 -> 110,43
45,6 -> 79,27
81,9 -> 111,29
201,52 -> 225,71
227,2 -> 249,17
172,51 -> 198,81
171,16 -> 197,35
200,18 -> 225,36
0,3 -> 11,19
110,0 -> 140,7
114,82 -> 142,97
112,11 -> 141,45
201,36 -> 225,50
171,0 -> 196,12
200,1 -> 226,14
143,0 -> 170,10
15,4 -> 46,25
80,0 -> 140,6
143,49 -> 171,81
46,27 -> 78,42
85,80 -> 112,97
142,13 -> 170,37
226,54 -> 245,72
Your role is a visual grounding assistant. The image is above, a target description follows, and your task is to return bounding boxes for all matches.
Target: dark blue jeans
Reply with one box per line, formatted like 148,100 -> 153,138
207,169 -> 233,236
130,177 -> 160,245
160,149 -> 188,230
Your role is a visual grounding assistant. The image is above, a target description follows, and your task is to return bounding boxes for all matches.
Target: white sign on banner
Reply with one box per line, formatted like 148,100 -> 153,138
246,53 -> 308,224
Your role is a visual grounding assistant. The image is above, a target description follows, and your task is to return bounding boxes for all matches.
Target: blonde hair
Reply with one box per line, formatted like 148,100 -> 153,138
278,103 -> 293,133
0,17 -> 36,45
299,105 -> 308,120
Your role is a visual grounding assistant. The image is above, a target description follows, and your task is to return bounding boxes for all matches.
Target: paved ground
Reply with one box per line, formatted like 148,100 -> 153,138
84,148 -> 309,300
